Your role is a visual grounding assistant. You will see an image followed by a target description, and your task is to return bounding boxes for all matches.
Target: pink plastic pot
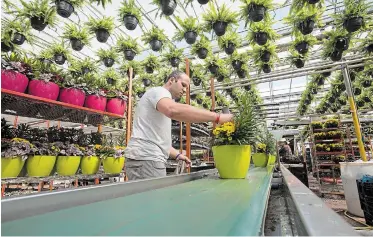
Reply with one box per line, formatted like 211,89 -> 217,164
1,70 -> 29,93
106,98 -> 127,115
59,88 -> 86,106
85,95 -> 107,111
28,80 -> 60,101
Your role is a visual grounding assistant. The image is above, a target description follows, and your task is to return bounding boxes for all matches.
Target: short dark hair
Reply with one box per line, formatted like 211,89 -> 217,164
164,70 -> 186,83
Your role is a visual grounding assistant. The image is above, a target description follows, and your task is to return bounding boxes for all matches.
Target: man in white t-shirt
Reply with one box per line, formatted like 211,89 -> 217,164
124,70 -> 233,180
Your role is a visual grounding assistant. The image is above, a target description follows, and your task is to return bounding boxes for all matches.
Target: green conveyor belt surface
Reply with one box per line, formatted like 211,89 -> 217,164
2,166 -> 273,236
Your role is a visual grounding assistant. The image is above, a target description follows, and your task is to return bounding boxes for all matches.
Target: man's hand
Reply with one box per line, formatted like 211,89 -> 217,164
218,114 -> 234,124
176,154 -> 191,167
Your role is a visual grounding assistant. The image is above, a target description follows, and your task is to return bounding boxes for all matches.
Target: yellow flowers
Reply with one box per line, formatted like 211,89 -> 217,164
257,143 -> 267,153
12,138 -> 30,143
115,146 -> 126,150
213,122 -> 236,142
94,144 -> 102,149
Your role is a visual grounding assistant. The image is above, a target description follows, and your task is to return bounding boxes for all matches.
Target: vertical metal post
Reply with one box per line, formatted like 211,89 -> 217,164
341,66 -> 367,162
126,67 -> 134,146
185,58 -> 191,173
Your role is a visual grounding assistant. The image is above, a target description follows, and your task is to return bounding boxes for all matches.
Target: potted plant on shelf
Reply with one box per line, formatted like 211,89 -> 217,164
202,2 -> 239,36
142,54 -> 161,74
118,0 -> 143,30
191,36 -> 212,59
1,138 -> 33,178
163,47 -> 184,67
54,0 -> 85,18
252,128 -> 275,167
54,142 -> 83,176
141,26 -> 168,52
96,144 -> 126,174
217,30 -> 242,55
205,55 -> 224,75
116,35 -> 140,61
332,0 -> 370,33
106,79 -> 128,115
284,5 -> 324,35
239,0 -> 275,24
324,119 -> 339,128
80,144 -> 101,175
27,141 -> 60,177
59,71 -> 87,106
62,23 -> 91,51
290,32 -> 318,55
173,16 -> 203,45
86,16 -> 115,43
311,121 -> 323,129
83,73 -> 108,111
151,0 -> 177,17
96,47 -> 119,67
2,20 -> 34,46
211,92 -> 260,178
50,41 -> 71,65
229,51 -> 250,71
247,19 -> 279,45
321,29 -> 351,62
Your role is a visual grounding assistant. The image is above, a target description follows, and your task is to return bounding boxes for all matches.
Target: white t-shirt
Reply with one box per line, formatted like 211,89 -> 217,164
124,87 -> 172,163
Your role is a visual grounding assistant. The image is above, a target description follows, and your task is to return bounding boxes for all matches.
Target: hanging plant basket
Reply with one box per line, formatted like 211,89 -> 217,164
317,77 -> 325,85
260,50 -> 271,62
295,41 -> 309,54
244,85 -> 251,91
123,15 -> 139,30
197,48 -> 208,59
208,64 -> 219,74
145,66 -> 154,74
103,57 -> 114,67
1,42 -> 13,52
357,100 -> 365,107
298,18 -> 315,35
349,72 -> 356,81
81,67 -> 90,75
254,32 -> 268,45
70,38 -> 84,51
56,0 -> 74,18
196,98 -> 203,104
338,98 -> 347,105
192,77 -> 201,86
232,60 -> 243,71
124,49 -> 136,61
161,0 -> 177,16
149,39 -> 162,51
54,53 -> 66,65
262,64 -> 271,73
197,0 -> 209,4
224,42 -> 235,55
363,96 -> 371,103
191,94 -> 197,100
184,31 -> 197,45
206,91 -> 211,96
142,78 -> 151,87
367,44 -> 373,53
95,29 -> 110,43
249,4 -> 266,22
335,37 -> 349,51
353,66 -> 364,72
106,78 -> 115,85
11,32 -> 26,45
137,92 -> 144,98
212,21 -> 228,37
362,80 -> 372,87
354,87 -> 362,95
330,50 -> 343,62
321,71 -> 331,77
344,17 -> 363,33
294,58 -> 304,68
337,83 -> 346,91
329,97 -> 336,103
30,17 -> 47,31
237,69 -> 246,78
170,57 -> 180,67
308,0 -> 320,4
217,75 -> 224,82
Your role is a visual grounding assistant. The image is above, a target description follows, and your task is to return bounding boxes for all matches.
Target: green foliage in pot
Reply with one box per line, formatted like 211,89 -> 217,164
84,72 -> 109,96
118,0 -> 143,25
1,138 -> 34,160
68,58 -> 97,76
289,0 -> 324,14
246,19 -> 279,45
141,26 -> 168,51
358,31 -> 373,55
85,16 -> 115,34
257,126 -> 276,154
205,54 -> 224,70
96,47 -> 119,63
238,0 -> 276,26
191,36 -> 212,56
163,46 -> 184,61
62,23 -> 91,46
157,67 -> 173,84
252,42 -> 278,64
116,35 -> 140,54
217,30 -> 242,49
106,78 -> 128,100
89,0 -> 112,8
102,68 -> 122,86
286,49 -> 308,67
331,0 -> 371,32
216,64 -> 231,82
142,54 -> 161,71
290,32 -> 318,52
284,5 -> 324,35
119,60 -> 143,78
202,2 -> 239,32
246,85 -> 263,105
2,20 -> 35,45
173,16 -> 203,42
321,29 -> 351,60
229,51 -> 250,65
50,41 -> 71,59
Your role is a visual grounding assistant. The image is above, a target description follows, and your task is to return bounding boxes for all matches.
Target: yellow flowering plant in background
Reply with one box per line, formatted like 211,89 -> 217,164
256,143 -> 267,153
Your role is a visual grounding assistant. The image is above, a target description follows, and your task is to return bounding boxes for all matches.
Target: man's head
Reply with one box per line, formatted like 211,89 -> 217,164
164,70 -> 190,99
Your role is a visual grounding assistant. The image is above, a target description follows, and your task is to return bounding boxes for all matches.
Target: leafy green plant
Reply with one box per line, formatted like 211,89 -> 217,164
119,60 -> 142,78
217,30 -> 242,49
118,0 -> 143,26
321,29 -> 351,60
116,35 -> 140,54
191,36 -> 212,56
205,54 -> 224,70
284,5 -> 324,35
238,0 -> 276,26
163,47 -> 184,61
173,16 -> 203,42
252,42 -> 278,64
102,68 -> 122,86
85,16 -> 115,34
289,0 -> 324,14
359,31 -> 373,55
62,23 -> 91,46
141,26 -> 168,51
331,0 -> 371,32
1,138 -> 34,160
202,2 -> 239,32
246,19 -> 279,45
89,0 -> 112,8
257,127 -> 276,154
96,48 -> 119,63
142,54 -> 161,71
68,58 -> 97,76
2,20 -> 35,46
290,32 -> 318,54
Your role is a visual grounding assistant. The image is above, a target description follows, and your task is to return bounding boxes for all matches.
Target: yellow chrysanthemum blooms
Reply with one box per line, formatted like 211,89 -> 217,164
11,138 -> 30,143
94,144 -> 102,149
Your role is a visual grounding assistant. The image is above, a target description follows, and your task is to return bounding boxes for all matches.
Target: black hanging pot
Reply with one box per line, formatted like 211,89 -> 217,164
322,71 -> 331,77
294,58 -> 304,68
362,79 -> 372,87
142,78 -> 151,87
311,88 -> 317,95
344,17 -> 363,33
249,4 -> 266,22
363,96 -> 371,103
331,107 -> 339,113
367,44 -> 373,53
217,75 -> 224,82
30,17 -> 47,31
335,37 -> 349,51
11,32 -> 26,45
295,41 -> 309,54
197,0 -> 209,4
337,83 -> 346,91
349,72 -> 356,81
196,98 -> 203,104
54,53 -> 66,65
298,18 -> 315,35
170,57 -> 180,67
353,66 -> 364,72
224,42 -> 235,55
206,91 -> 211,96
197,48 -> 208,59
184,31 -> 197,45
70,38 -> 84,51
237,69 -> 246,78
232,60 -> 242,71
244,85 -> 251,91
305,98 -> 310,104
225,88 -> 232,94
212,21 -> 228,36
149,39 -> 162,51
254,32 -> 268,45
208,64 -> 218,74
354,87 -> 362,95
260,50 -> 271,62
329,97 -> 336,103
338,98 -> 346,106
357,100 -> 365,107
307,0 -> 320,3
145,66 -> 154,74
330,50 -> 343,62
95,28 -> 110,43
107,78 -> 115,85
81,67 -> 90,75
193,77 -> 201,86
124,49 -> 136,61
191,94 -> 197,100
123,15 -> 138,30
137,92 -> 144,98
1,42 -> 13,52
161,0 -> 177,16
56,0 -> 74,18
318,77 -> 325,85
262,64 -> 271,73
103,57 -> 114,67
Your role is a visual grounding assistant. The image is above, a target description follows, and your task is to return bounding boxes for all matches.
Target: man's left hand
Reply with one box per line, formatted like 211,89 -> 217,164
176,154 -> 191,167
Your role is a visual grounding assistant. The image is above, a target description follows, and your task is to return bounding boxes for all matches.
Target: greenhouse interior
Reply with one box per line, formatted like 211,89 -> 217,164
1,0 -> 373,235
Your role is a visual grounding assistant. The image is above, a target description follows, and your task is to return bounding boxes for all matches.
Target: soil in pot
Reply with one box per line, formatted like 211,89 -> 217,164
30,17 -> 47,31
184,31 -> 197,45
224,42 -> 235,55
335,37 -> 349,51
262,64 -> 271,73
11,32 -> 26,45
143,78 -> 151,87
70,38 -> 84,51
123,14 -> 138,30
103,57 -> 114,67
197,0 -> 209,4
161,0 -> 177,16
344,17 -> 363,33
124,49 -> 136,61
95,29 -> 110,43
56,0 -> 74,18
260,50 -> 271,62
295,41 -> 309,54
193,77 -> 201,86
330,50 -> 343,61
145,66 -> 154,73
59,88 -> 86,106
170,57 -> 180,67
294,58 -> 304,68
298,18 -> 315,35
1,42 -> 13,52
197,48 -> 208,59
149,39 -> 162,51
212,21 -> 228,36
254,32 -> 268,45
54,53 -> 66,65
237,69 -> 246,78
232,60 -> 243,71
249,4 -> 266,22
208,64 -> 218,74
1,70 -> 29,93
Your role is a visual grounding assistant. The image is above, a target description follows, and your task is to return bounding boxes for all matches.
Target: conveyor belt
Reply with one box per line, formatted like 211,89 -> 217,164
2,166 -> 273,236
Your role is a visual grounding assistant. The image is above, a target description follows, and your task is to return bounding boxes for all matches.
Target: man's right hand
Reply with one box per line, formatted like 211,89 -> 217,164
218,114 -> 234,124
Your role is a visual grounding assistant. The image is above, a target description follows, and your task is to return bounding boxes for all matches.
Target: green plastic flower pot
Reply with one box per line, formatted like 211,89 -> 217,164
268,154 -> 276,165
1,157 -> 26,178
80,156 -> 101,175
252,153 -> 269,167
102,157 -> 125,174
26,155 -> 56,177
56,156 -> 81,176
212,145 -> 251,179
